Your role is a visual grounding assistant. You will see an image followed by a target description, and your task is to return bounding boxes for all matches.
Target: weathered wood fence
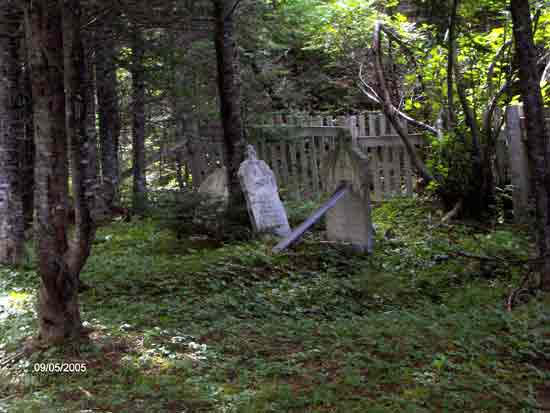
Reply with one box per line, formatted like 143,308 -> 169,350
251,113 -> 425,201
503,105 -> 550,222
174,113 -> 426,202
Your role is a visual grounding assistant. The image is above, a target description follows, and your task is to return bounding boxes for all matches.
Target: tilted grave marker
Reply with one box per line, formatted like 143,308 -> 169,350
324,137 -> 374,253
238,145 -> 291,237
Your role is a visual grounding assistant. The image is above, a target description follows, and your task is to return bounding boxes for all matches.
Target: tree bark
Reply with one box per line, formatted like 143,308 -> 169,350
510,0 -> 550,290
96,23 -> 121,210
62,0 -> 100,279
131,30 -> 147,215
446,0 -> 458,127
213,0 -> 246,208
25,0 -> 82,343
21,58 -> 34,232
0,7 -> 25,265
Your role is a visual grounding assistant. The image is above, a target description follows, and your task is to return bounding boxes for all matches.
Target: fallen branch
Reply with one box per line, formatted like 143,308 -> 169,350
440,200 -> 462,224
449,250 -> 548,265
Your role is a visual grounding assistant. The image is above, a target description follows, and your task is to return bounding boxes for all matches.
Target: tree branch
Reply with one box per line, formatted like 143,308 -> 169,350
542,58 -> 550,83
358,63 -> 438,136
454,59 -> 482,155
487,40 -> 512,97
225,0 -> 242,21
373,21 -> 434,183
447,0 -> 458,126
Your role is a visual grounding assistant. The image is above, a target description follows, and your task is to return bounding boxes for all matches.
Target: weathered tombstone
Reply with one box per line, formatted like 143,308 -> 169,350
238,145 -> 291,237
324,134 -> 374,253
197,166 -> 229,202
194,166 -> 228,234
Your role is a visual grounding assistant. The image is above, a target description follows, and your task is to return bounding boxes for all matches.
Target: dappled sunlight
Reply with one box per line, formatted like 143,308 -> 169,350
0,291 -> 34,322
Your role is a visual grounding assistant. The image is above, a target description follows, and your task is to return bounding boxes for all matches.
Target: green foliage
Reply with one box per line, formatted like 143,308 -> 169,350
151,190 -> 251,241
426,131 -> 474,204
1,198 -> 548,412
284,198 -> 324,228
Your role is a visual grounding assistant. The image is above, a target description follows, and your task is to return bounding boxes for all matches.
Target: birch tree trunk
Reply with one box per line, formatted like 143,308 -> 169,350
0,7 -> 24,265
510,0 -> 550,290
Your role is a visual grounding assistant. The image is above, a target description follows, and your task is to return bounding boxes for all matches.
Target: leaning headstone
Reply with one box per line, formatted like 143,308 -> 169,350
323,133 -> 374,253
238,145 -> 291,237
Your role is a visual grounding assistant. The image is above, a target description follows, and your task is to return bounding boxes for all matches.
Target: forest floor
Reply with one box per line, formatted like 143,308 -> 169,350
1,198 -> 550,412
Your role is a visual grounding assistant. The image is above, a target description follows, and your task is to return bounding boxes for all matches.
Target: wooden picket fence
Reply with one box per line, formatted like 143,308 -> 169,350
175,112 -> 427,201
503,105 -> 550,222
251,113 -> 425,201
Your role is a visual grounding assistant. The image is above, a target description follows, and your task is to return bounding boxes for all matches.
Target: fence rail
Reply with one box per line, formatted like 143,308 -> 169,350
251,112 -> 426,201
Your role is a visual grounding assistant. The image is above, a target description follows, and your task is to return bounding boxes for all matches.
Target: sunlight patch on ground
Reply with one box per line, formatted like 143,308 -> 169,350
0,291 -> 33,322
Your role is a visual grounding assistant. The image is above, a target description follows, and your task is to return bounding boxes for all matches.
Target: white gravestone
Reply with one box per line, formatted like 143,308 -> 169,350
324,136 -> 374,253
238,145 -> 291,237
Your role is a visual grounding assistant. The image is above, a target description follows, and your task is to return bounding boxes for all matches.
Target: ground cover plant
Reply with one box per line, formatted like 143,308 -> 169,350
1,198 -> 550,412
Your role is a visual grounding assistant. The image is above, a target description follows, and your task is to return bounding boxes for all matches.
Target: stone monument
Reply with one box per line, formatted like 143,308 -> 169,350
198,166 -> 229,202
324,134 -> 374,253
194,166 -> 228,235
238,145 -> 291,237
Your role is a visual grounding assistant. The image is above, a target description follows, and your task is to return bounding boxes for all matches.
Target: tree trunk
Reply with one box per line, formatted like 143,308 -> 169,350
510,0 -> 550,290
62,0 -> 99,278
0,8 -> 24,265
21,59 -> 34,232
96,24 -> 121,210
213,0 -> 246,209
131,31 -> 147,215
25,0 -> 81,343
446,0 -> 458,127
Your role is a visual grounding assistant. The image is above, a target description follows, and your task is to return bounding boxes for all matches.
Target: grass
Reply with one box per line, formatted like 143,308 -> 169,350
1,197 -> 549,412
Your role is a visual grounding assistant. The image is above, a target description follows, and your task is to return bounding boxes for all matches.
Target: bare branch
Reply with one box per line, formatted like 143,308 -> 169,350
225,0 -> 242,21
483,80 -> 513,140
487,40 -> 512,96
454,60 -> 482,154
358,62 -> 438,136
446,0 -> 458,126
542,58 -> 550,83
373,21 -> 434,183
379,25 -> 427,96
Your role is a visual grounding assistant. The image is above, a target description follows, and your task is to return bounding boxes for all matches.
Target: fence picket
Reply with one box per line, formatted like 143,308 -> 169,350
368,113 -> 377,136
394,147 -> 402,195
358,114 -> 366,136
289,142 -> 299,199
248,112 -> 426,201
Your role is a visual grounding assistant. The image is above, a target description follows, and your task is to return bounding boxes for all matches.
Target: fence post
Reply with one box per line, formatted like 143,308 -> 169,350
348,115 -> 358,147
506,105 -> 530,222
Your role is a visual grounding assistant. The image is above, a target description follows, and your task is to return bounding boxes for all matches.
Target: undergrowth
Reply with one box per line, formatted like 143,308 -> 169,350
0,197 -> 548,412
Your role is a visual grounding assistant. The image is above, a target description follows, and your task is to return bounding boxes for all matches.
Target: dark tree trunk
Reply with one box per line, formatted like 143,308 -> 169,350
446,0 -> 458,127
0,8 -> 25,265
25,0 -> 81,343
62,0 -> 99,279
96,24 -> 121,210
130,31 -> 147,215
213,0 -> 246,208
510,0 -> 550,290
21,60 -> 34,231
